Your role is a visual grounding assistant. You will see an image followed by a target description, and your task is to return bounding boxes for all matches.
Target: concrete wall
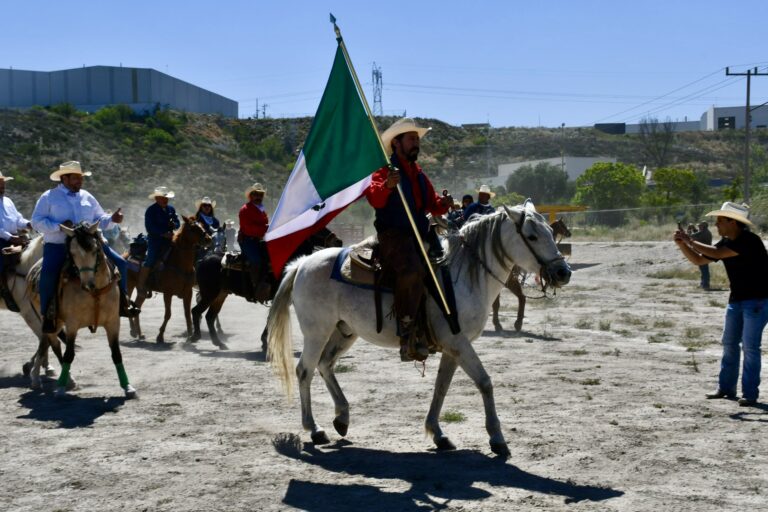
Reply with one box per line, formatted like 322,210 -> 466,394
0,65 -> 237,117
469,155 -> 618,190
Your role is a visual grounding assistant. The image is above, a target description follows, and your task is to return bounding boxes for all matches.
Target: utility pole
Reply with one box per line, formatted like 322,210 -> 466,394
372,62 -> 383,116
726,66 -> 768,203
261,103 -> 268,119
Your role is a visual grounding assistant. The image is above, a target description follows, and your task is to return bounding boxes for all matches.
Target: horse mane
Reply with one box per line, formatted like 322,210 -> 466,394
445,209 -> 517,287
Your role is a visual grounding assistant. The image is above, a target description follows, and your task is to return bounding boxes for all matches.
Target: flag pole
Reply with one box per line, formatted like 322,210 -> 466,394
330,14 -> 451,316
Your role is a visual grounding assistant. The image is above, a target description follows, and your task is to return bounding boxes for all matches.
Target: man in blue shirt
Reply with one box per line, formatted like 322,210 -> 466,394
31,161 -> 138,333
135,186 -> 180,298
464,185 -> 496,219
0,171 -> 31,312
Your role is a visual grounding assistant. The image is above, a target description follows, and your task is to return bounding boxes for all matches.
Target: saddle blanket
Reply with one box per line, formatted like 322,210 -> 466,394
330,247 -> 388,291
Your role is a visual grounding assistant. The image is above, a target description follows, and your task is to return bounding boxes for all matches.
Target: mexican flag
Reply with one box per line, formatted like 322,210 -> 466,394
265,44 -> 387,277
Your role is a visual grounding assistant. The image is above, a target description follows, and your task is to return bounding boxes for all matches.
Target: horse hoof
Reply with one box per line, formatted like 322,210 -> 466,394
217,342 -> 229,351
45,366 -> 57,377
156,336 -> 165,344
124,385 -> 138,399
490,441 -> 511,458
311,431 -> 331,445
493,322 -> 503,333
66,378 -> 77,391
333,418 -> 348,437
137,334 -> 146,341
30,378 -> 41,390
55,387 -> 68,398
514,322 -> 523,332
22,362 -> 32,377
435,437 -> 457,451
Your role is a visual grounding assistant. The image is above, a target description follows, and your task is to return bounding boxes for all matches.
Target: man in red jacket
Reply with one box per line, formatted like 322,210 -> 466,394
365,118 -> 452,361
238,183 -> 270,301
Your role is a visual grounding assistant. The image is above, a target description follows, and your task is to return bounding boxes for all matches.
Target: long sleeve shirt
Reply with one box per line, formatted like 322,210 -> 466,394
239,202 -> 269,238
31,184 -> 112,244
0,195 -> 30,241
145,203 -> 180,239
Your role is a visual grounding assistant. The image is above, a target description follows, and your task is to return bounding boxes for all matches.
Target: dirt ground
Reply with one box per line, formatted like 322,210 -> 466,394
1,241 -> 766,512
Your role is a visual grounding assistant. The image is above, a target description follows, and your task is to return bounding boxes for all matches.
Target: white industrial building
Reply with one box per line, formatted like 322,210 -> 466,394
0,65 -> 238,118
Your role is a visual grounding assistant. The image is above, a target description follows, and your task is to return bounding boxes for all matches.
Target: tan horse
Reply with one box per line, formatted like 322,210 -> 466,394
491,217 -> 571,331
28,222 -> 135,398
126,216 -> 210,343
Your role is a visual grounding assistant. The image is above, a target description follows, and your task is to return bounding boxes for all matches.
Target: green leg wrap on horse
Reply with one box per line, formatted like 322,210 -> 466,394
57,362 -> 71,388
116,363 -> 130,388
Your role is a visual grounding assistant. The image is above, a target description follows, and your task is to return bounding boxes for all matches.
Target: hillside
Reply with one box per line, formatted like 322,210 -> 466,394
0,106 -> 763,232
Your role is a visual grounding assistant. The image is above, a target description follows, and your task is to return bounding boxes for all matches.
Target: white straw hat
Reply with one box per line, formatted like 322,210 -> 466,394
0,171 -> 13,181
245,182 -> 267,199
380,117 -> 431,153
476,184 -> 496,198
195,196 -> 216,209
705,201 -> 754,227
49,161 -> 92,181
148,186 -> 175,199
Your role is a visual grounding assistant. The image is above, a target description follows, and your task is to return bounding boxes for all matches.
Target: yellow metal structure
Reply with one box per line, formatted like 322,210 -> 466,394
536,204 -> 589,223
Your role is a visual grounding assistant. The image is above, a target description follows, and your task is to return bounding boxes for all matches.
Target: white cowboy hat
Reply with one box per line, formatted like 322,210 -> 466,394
148,186 -> 175,199
380,117 -> 431,153
476,184 -> 496,198
245,182 -> 267,199
706,201 -> 754,227
49,161 -> 92,181
195,196 -> 216,209
0,171 -> 13,181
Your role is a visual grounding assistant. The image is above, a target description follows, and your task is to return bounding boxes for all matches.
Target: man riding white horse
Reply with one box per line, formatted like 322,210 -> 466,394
364,118 -> 453,362
0,170 -> 32,312
31,161 -> 138,333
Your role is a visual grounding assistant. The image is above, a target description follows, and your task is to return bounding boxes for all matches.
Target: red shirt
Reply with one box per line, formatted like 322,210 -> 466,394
239,202 -> 269,238
365,160 -> 449,216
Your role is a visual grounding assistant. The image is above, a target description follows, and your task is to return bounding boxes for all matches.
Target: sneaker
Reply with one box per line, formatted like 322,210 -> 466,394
738,398 -> 757,407
705,389 -> 737,399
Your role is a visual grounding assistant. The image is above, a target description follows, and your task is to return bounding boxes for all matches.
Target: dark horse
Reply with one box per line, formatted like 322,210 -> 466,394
191,227 -> 342,350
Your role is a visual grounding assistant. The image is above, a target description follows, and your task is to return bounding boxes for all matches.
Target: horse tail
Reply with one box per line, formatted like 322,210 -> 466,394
267,260 -> 298,397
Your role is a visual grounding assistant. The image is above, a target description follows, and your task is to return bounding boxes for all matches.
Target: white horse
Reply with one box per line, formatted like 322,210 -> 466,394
28,222 -> 136,398
1,236 -> 68,382
268,201 -> 571,456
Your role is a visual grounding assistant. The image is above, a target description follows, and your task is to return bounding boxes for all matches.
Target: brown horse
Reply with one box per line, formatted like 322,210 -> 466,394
492,217 -> 571,331
28,222 -> 135,398
126,216 -> 211,343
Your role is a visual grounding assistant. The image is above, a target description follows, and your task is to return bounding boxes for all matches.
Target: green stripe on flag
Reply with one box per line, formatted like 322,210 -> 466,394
302,46 -> 387,199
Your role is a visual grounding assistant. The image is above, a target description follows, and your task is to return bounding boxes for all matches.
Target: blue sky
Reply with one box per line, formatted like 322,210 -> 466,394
2,1 -> 767,128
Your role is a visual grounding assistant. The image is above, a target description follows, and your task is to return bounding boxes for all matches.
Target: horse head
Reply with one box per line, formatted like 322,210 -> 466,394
61,221 -> 104,292
551,217 -> 572,239
177,215 -> 212,250
503,201 -> 571,289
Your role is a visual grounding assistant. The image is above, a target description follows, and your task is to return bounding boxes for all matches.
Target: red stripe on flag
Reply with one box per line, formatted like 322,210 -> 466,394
266,207 -> 346,278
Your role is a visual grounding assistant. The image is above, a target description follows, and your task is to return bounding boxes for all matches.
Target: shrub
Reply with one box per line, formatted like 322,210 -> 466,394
49,102 -> 78,118
143,128 -> 176,146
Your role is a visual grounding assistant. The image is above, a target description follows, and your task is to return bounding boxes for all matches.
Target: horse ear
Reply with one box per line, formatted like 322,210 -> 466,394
60,224 -> 75,237
181,215 -> 189,223
523,198 -> 537,213
87,222 -> 99,234
503,205 -> 516,220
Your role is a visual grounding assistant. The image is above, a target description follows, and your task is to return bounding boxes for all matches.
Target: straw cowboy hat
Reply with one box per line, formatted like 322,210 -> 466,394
476,184 -> 496,198
245,182 -> 267,199
380,117 -> 431,152
49,161 -> 92,181
706,201 -> 754,227
0,171 -> 13,181
148,186 -> 175,199
195,196 -> 217,209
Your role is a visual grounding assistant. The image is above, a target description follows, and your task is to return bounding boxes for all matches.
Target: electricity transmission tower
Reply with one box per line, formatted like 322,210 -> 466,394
372,62 -> 383,116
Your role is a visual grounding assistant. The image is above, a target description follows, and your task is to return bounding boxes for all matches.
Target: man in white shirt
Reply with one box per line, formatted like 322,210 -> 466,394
31,161 -> 138,332
0,171 -> 31,312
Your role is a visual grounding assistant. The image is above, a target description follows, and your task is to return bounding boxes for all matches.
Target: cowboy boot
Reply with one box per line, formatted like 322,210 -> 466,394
398,316 -> 429,362
42,300 -> 57,334
136,266 -> 152,299
119,290 -> 140,318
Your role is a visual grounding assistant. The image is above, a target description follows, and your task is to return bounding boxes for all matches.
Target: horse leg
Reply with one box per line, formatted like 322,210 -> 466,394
56,330 -> 78,398
509,278 -> 526,332
260,324 -> 268,353
316,325 -> 358,437
296,328 -> 337,445
454,342 -> 510,457
215,316 -> 224,336
205,292 -> 228,350
106,318 -> 137,398
182,292 -> 193,341
491,294 -> 503,332
190,293 -> 209,343
425,353 -> 460,450
156,293 -> 172,344
48,331 -> 76,390
29,334 -> 51,390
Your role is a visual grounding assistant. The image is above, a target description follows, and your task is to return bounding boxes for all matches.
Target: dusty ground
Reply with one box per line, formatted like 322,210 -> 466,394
1,241 -> 766,511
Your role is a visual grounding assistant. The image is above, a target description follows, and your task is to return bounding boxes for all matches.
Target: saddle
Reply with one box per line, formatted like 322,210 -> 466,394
221,251 -> 247,272
1,244 -> 23,268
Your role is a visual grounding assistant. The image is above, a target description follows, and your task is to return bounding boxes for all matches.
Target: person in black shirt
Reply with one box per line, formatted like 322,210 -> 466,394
674,202 -> 768,407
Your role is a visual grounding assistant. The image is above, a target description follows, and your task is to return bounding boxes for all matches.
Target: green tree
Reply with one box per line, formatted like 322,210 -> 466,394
574,162 -> 645,225
505,162 -> 569,203
644,167 -> 697,205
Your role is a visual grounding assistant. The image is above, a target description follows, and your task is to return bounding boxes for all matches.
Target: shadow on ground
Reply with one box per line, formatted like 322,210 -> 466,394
274,438 -> 623,510
482,329 -> 561,341
16,390 -> 126,428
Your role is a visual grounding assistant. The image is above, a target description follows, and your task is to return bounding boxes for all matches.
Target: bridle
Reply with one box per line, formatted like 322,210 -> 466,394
65,229 -> 118,326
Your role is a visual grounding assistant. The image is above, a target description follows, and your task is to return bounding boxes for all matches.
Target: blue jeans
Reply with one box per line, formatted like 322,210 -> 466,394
240,237 -> 262,269
144,237 -> 171,268
719,299 -> 768,400
40,242 -> 130,315
699,264 -> 710,289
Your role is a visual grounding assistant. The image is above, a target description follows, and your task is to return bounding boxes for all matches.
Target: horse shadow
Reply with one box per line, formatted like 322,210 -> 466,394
179,342 -> 267,362
729,403 -> 768,421
569,263 -> 601,271
482,329 -> 561,341
0,373 -> 32,390
16,390 -> 126,428
275,439 -> 623,510
120,338 -> 176,351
